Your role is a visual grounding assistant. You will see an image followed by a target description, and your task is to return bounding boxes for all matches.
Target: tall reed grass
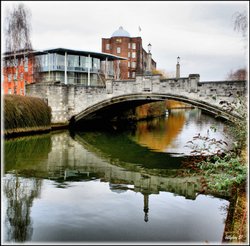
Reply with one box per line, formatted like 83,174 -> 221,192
4,95 -> 52,135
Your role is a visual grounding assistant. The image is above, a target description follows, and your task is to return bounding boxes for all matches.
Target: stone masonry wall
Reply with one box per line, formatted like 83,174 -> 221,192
26,75 -> 246,124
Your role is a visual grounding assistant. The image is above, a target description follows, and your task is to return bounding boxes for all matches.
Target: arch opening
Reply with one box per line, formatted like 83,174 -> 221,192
70,93 -> 236,130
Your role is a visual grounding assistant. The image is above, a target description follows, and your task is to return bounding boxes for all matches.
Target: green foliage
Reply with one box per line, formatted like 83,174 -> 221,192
218,96 -> 247,154
185,95 -> 248,195
4,95 -> 51,133
196,154 -> 247,194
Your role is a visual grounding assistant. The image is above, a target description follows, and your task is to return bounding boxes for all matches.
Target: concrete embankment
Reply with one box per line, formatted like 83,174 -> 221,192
3,95 -> 52,137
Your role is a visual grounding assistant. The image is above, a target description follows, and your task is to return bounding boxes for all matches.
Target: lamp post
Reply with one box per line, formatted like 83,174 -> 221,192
148,43 -> 152,53
176,56 -> 180,79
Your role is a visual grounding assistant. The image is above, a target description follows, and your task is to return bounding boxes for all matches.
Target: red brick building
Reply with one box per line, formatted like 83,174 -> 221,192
102,26 -> 156,80
2,50 -> 35,95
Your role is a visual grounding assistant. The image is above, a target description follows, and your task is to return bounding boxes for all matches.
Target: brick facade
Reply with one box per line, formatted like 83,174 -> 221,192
102,27 -> 156,80
3,53 -> 35,95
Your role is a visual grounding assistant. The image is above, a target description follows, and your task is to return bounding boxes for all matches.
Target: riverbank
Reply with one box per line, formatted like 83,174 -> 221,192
223,186 -> 247,243
223,148 -> 248,244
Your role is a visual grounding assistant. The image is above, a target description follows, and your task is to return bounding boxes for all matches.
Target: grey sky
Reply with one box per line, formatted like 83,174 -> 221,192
1,1 -> 248,81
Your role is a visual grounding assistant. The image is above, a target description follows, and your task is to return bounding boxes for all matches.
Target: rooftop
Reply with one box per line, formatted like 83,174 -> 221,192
111,26 -> 130,38
3,48 -> 127,61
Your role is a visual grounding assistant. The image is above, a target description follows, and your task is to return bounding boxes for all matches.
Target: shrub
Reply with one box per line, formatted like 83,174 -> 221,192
4,95 -> 51,132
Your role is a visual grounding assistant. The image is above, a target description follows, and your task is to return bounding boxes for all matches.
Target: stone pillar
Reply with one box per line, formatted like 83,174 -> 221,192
176,56 -> 180,79
88,54 -> 91,86
64,52 -> 67,84
188,74 -> 200,93
105,57 -> 108,79
106,80 -> 113,94
147,52 -> 152,73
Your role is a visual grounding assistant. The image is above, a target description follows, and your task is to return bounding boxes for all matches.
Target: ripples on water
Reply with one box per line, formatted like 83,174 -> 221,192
2,109 -> 231,243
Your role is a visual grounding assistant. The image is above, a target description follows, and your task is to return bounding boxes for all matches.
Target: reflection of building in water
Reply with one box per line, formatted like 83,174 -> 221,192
143,194 -> 149,222
33,132 -> 202,201
133,110 -> 186,152
165,100 -> 192,109
45,133 -> 203,223
3,175 -> 42,242
4,132 -> 203,229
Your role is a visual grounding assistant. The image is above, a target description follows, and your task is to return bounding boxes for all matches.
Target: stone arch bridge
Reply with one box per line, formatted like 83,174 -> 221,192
26,74 -> 246,126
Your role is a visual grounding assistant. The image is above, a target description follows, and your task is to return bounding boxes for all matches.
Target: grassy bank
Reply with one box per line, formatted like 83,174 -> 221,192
4,95 -> 52,137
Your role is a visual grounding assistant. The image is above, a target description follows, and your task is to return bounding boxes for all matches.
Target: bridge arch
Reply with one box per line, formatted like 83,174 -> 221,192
72,93 -> 237,124
26,76 -> 246,125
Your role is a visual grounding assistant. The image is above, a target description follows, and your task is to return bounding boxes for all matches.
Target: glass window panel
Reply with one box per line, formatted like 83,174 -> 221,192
67,55 -> 79,68
56,54 -> 65,67
80,56 -> 87,69
93,58 -> 100,69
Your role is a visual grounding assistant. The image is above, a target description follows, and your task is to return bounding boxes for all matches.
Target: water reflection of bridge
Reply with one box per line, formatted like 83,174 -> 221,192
4,131 -> 203,230
46,132 -> 202,201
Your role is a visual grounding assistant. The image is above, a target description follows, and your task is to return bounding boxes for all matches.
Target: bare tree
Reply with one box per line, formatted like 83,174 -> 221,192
233,11 -> 248,38
4,3 -> 32,53
4,3 -> 33,94
226,68 -> 247,81
226,11 -> 248,81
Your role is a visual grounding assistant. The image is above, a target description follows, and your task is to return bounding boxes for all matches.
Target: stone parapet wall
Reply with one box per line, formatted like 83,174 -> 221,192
26,75 -> 247,124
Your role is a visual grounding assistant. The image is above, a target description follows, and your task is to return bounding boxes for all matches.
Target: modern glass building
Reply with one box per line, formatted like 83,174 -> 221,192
2,48 -> 126,95
35,48 -> 127,86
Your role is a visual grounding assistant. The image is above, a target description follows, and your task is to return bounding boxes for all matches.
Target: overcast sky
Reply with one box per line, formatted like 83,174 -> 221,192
1,1 -> 248,81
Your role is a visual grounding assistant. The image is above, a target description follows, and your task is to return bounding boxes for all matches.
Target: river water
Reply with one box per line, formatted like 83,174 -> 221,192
2,108 -> 231,244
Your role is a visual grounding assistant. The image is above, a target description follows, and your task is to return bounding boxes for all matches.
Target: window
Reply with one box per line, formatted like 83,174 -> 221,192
20,73 -> 24,80
132,43 -> 136,49
128,61 -> 130,68
80,56 -> 88,69
128,52 -> 130,58
8,89 -> 12,94
117,47 -> 121,54
56,54 -> 65,67
20,58 -> 23,66
93,58 -> 100,70
14,58 -> 18,67
14,73 -> 17,80
128,43 -> 131,49
116,38 -> 122,43
106,43 -> 110,50
24,57 -> 28,72
128,72 -> 130,78
132,72 -> 135,78
132,52 -> 136,58
8,74 -> 12,82
132,62 -> 136,68
68,55 -> 79,68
